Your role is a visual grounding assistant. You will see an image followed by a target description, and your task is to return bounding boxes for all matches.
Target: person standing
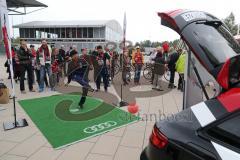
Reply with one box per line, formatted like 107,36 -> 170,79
132,46 -> 144,85
36,39 -> 53,92
59,45 -> 66,75
167,49 -> 181,88
65,50 -> 94,109
104,47 -> 111,84
162,42 -> 169,63
149,48 -> 158,84
122,49 -> 131,85
95,45 -> 110,92
51,48 -> 63,90
15,40 -> 35,93
64,46 -> 72,76
176,50 -> 186,92
5,47 -> 16,79
110,50 -> 119,81
152,48 -> 166,91
80,48 -> 93,81
91,46 -> 99,85
30,45 -> 37,84
13,47 -> 21,83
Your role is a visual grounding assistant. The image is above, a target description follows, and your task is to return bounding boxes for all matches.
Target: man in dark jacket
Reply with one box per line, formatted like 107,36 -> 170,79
152,49 -> 166,91
59,45 -> 66,74
15,40 -> 35,93
65,50 -> 94,109
94,45 -> 111,92
167,49 -> 181,88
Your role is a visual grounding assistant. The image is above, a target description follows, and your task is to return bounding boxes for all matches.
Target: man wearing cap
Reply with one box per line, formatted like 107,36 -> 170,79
132,46 -> 144,85
94,45 -> 111,92
65,50 -> 94,109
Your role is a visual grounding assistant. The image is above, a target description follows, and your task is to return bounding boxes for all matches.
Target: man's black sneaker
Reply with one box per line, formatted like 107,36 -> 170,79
78,102 -> 84,109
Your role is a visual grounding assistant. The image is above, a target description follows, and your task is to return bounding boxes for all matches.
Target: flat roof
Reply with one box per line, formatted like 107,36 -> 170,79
14,20 -> 109,28
7,0 -> 47,8
14,20 -> 123,33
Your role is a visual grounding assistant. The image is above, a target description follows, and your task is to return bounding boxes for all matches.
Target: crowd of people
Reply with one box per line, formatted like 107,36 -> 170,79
149,46 -> 186,92
4,39 -> 186,108
4,39 -> 118,93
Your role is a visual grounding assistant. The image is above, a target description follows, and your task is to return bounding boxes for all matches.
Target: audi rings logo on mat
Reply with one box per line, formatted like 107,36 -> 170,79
83,121 -> 117,134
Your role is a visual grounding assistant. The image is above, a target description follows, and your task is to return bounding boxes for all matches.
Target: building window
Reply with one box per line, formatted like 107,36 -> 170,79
55,28 -> 60,38
83,28 -> 88,38
61,28 -> 66,38
36,28 -> 42,38
72,28 -> 76,38
20,28 -> 24,38
88,28 -> 93,38
77,28 -> 82,38
24,28 -> 30,38
93,28 -> 100,38
66,28 -> 72,38
29,28 -> 35,38
100,27 -> 105,38
49,28 -> 54,38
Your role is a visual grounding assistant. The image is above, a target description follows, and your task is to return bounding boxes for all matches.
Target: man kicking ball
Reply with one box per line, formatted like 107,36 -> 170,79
65,50 -> 94,109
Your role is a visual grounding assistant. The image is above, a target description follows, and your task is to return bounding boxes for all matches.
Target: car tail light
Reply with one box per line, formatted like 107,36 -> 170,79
150,125 -> 168,149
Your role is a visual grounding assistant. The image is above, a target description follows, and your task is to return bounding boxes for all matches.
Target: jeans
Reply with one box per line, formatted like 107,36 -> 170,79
19,63 -> 33,91
122,66 -> 130,84
134,64 -> 142,83
95,66 -> 109,90
36,69 -> 49,87
72,74 -> 90,105
39,65 -> 53,90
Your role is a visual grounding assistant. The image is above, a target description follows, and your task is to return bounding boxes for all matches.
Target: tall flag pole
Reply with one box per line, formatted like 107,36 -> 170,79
123,12 -> 126,51
0,0 -> 28,130
119,12 -> 129,107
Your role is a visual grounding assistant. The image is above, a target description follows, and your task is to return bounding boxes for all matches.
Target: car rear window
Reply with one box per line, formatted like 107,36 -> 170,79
206,113 -> 240,149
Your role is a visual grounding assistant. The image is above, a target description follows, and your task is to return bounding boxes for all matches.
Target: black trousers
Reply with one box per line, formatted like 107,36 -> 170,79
79,87 -> 88,105
178,73 -> 184,90
19,64 -> 33,91
76,70 -> 89,105
169,69 -> 176,84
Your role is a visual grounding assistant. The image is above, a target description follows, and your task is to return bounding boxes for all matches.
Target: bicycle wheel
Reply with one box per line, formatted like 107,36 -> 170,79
164,70 -> 171,81
143,67 -> 152,80
114,64 -> 120,75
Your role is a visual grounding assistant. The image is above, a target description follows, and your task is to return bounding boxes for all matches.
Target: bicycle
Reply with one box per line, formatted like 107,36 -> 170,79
143,63 -> 153,80
163,68 -> 170,81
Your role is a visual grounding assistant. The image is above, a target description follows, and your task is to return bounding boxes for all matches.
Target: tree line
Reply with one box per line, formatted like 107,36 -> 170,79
134,12 -> 239,49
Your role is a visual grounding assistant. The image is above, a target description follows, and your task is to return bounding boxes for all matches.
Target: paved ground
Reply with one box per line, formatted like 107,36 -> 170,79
0,56 -> 182,160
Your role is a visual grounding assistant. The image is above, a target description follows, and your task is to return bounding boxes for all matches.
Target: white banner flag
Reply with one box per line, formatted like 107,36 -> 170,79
0,0 -> 16,96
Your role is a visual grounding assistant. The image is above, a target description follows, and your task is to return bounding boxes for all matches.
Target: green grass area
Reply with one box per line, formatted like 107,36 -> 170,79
19,93 -> 139,149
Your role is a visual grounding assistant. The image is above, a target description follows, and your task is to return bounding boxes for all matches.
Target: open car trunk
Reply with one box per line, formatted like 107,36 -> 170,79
158,10 -> 240,108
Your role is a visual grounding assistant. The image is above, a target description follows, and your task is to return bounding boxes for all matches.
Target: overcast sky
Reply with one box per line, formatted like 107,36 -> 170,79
9,0 -> 240,43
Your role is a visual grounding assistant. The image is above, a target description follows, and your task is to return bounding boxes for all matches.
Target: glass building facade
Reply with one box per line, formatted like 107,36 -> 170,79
15,20 -> 123,50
